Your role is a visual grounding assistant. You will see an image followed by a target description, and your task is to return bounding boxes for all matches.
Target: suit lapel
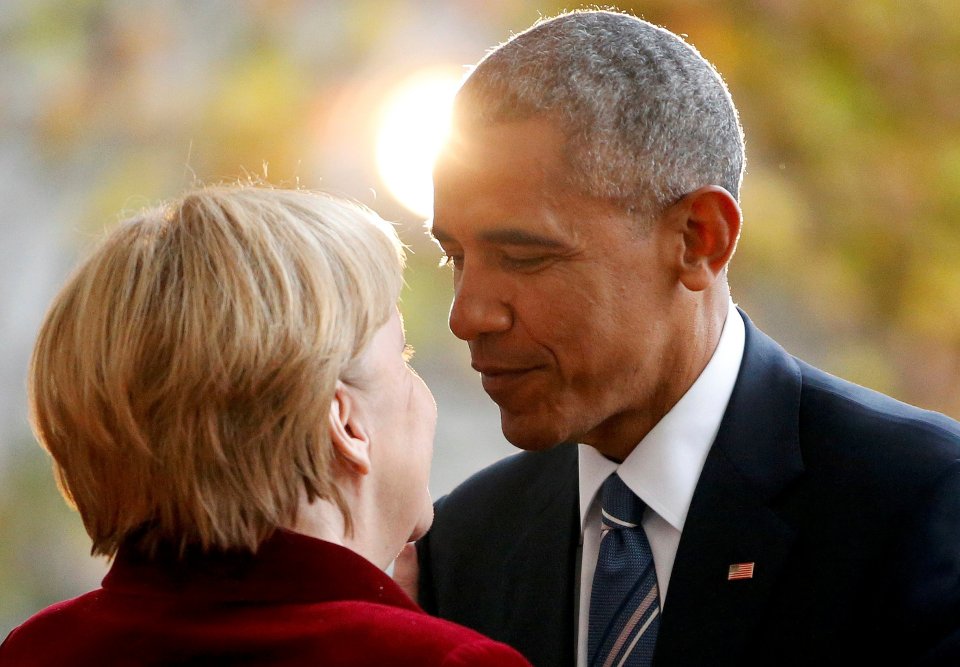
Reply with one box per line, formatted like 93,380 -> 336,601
499,444 -> 580,667
654,311 -> 805,666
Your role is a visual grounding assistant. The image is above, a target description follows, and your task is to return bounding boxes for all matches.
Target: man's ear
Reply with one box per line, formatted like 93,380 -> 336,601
328,380 -> 371,476
673,185 -> 742,292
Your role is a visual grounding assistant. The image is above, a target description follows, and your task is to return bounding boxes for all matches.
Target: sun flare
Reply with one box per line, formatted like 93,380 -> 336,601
375,67 -> 463,219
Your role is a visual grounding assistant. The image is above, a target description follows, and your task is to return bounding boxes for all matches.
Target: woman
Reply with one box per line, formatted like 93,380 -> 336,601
0,186 -> 530,666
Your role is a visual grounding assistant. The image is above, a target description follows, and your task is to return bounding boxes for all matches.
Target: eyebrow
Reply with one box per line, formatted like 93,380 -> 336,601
431,225 -> 568,249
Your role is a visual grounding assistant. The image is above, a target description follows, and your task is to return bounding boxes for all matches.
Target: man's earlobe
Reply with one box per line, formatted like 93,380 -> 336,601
677,186 -> 742,292
328,381 -> 371,475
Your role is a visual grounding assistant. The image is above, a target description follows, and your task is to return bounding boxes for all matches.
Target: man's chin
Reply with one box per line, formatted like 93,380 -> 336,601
500,412 -> 569,451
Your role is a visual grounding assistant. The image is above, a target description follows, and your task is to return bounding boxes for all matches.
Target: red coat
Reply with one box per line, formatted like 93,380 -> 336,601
0,529 -> 530,666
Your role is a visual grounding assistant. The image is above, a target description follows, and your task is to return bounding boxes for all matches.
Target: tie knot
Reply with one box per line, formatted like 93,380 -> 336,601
600,473 -> 646,529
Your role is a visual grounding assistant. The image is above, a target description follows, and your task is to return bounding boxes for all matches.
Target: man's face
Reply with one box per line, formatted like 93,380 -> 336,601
431,119 -> 690,456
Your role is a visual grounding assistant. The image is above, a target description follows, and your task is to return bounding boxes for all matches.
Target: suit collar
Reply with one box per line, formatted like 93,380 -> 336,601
654,309 -> 805,665
706,308 -> 805,500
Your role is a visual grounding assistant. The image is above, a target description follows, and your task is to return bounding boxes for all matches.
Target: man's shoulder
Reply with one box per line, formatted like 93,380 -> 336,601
729,312 -> 960,502
437,443 -> 578,515
419,444 -> 579,651
796,357 -> 960,457
740,309 -> 960,458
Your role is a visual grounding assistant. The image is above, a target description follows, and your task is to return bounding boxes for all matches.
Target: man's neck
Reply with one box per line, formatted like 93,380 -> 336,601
583,296 -> 729,460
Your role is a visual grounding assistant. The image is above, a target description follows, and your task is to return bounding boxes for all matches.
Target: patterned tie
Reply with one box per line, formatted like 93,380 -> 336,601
588,473 -> 661,667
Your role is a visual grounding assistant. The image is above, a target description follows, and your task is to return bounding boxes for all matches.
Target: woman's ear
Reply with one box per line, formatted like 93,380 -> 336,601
328,380 -> 371,475
673,185 -> 742,292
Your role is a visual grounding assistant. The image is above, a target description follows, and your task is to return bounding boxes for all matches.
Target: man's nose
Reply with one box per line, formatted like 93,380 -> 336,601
448,267 -> 512,341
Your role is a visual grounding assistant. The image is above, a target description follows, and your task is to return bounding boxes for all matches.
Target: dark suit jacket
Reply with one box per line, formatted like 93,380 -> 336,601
0,529 -> 530,666
418,311 -> 960,666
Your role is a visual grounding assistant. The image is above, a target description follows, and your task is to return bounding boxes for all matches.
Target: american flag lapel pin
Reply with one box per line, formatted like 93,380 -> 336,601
727,562 -> 755,581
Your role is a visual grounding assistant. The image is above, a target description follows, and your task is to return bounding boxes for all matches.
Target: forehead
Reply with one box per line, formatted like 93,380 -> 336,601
431,119 -> 574,242
435,119 -> 566,183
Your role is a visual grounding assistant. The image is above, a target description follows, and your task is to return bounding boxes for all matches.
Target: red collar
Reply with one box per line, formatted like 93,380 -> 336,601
103,529 -> 419,611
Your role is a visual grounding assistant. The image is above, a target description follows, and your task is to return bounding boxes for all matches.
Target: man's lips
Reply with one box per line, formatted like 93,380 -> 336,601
472,362 -> 543,395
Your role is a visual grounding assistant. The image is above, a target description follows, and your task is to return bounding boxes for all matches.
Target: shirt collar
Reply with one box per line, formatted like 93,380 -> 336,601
578,300 -> 745,532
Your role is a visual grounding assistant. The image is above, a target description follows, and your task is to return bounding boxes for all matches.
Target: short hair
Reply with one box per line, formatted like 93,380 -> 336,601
452,9 -> 745,218
29,185 -> 405,558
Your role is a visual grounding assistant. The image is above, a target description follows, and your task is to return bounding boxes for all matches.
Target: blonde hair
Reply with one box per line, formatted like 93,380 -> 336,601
29,185 -> 405,557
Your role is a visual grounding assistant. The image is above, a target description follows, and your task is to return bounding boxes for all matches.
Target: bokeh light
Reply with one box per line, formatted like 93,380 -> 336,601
375,67 -> 463,219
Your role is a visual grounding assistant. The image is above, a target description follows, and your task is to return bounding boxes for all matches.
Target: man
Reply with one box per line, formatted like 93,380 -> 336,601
414,9 -> 960,667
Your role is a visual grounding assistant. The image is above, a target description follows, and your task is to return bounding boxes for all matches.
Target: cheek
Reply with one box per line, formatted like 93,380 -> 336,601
414,380 -> 436,458
511,271 -> 601,337
515,298 -> 591,368
405,379 -> 435,538
398,373 -> 435,454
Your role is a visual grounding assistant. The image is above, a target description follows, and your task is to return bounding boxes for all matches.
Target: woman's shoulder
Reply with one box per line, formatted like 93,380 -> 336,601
306,599 -> 532,666
0,588 -> 532,666
0,590 -> 107,665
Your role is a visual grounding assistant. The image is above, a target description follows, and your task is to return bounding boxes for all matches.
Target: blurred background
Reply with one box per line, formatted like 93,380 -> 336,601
1,0 -> 958,638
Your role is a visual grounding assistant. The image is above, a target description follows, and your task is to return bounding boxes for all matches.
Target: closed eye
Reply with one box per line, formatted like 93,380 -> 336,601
439,253 -> 463,270
501,254 -> 552,271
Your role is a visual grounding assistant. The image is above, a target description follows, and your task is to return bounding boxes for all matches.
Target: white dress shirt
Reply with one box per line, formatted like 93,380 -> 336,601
575,300 -> 746,667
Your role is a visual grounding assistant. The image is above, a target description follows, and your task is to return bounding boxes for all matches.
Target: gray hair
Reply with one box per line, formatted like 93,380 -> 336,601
453,9 -> 745,218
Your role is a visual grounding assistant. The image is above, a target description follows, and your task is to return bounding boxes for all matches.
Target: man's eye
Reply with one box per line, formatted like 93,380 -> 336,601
439,254 -> 464,270
503,255 -> 546,270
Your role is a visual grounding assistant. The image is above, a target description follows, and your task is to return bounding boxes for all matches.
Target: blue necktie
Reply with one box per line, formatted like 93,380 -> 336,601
587,473 -> 661,667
